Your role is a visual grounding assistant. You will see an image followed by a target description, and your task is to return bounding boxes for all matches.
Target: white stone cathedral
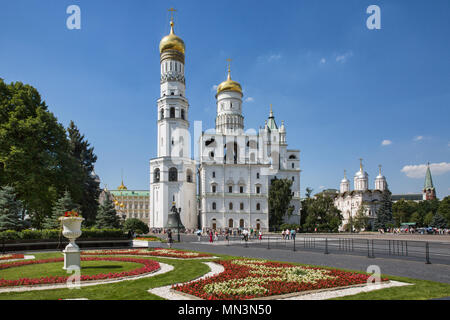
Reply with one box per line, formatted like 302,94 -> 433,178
150,18 -> 301,232
334,160 -> 388,231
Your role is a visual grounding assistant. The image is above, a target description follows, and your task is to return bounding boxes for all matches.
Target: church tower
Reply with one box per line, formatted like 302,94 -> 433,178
375,165 -> 387,191
423,163 -> 436,200
354,159 -> 369,191
215,62 -> 244,135
340,170 -> 350,193
149,10 -> 197,230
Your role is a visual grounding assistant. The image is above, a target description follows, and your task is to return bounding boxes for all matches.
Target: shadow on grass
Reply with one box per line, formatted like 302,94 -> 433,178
81,265 -> 124,270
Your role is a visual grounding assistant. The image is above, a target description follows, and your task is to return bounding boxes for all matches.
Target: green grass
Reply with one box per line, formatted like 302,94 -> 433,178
0,250 -> 449,300
0,259 -> 143,280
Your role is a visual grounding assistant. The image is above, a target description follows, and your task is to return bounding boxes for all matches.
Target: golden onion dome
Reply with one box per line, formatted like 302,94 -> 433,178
159,21 -> 185,55
216,70 -> 243,96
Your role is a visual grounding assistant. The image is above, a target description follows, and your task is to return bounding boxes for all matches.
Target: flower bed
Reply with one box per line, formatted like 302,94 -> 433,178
173,259 -> 389,300
0,254 -> 25,261
82,248 -> 212,259
0,257 -> 160,288
135,236 -> 162,242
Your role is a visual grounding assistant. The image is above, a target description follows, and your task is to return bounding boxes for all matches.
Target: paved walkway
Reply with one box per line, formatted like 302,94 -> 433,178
172,242 -> 450,284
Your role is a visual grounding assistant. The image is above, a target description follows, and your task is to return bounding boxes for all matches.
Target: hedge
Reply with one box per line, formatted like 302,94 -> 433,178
0,229 -> 127,241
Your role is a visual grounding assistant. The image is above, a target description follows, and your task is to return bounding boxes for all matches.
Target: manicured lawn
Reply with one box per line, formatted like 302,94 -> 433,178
0,250 -> 449,300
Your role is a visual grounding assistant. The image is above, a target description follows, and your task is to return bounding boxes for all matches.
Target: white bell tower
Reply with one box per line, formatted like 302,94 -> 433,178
149,10 -> 197,230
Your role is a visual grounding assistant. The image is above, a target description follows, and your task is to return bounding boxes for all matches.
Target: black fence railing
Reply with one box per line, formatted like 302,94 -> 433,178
204,234 -> 450,265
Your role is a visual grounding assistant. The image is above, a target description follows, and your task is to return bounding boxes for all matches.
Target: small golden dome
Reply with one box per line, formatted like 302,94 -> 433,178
117,180 -> 127,190
217,70 -> 243,96
159,21 -> 185,55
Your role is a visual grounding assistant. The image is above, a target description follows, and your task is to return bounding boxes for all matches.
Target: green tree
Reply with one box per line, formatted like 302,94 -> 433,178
353,205 -> 370,232
300,188 -> 314,228
67,121 -> 100,226
268,178 -> 294,230
123,218 -> 149,235
437,196 -> 450,227
42,191 -> 77,229
303,194 -> 342,232
95,193 -> 121,229
410,212 -> 422,225
0,80 -> 78,228
430,213 -> 447,229
0,186 -> 24,231
374,190 -> 393,231
423,212 -> 434,227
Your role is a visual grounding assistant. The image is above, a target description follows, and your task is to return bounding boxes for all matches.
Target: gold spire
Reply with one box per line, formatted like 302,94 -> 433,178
359,158 -> 363,171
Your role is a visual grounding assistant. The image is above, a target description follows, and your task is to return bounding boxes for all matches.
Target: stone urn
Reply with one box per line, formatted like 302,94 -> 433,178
59,216 -> 84,270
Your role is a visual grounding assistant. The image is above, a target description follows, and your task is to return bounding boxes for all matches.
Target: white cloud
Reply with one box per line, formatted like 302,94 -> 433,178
320,58 -> 326,64
401,162 -> 450,178
267,53 -> 282,62
336,51 -> 353,63
245,97 -> 254,103
414,135 -> 424,141
381,139 -> 392,146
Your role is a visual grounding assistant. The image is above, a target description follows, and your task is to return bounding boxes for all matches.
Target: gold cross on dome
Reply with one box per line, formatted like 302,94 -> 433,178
226,58 -> 232,73
168,8 -> 177,22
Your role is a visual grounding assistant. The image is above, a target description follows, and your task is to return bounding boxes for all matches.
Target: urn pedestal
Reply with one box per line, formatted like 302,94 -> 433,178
59,217 -> 84,270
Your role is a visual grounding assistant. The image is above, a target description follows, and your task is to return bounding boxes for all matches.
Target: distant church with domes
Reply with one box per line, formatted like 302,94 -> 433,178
333,160 -> 388,231
149,14 -> 301,232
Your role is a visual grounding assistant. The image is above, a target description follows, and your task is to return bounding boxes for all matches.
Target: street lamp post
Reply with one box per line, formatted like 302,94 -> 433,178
176,207 -> 182,242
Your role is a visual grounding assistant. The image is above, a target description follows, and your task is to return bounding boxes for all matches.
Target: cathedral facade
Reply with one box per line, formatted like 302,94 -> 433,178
334,160 -> 388,231
149,18 -> 301,232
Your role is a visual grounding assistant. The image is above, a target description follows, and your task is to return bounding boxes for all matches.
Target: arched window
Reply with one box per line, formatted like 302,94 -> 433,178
169,167 -> 178,181
240,203 -> 244,210
170,107 -> 175,118
292,163 -> 295,169
186,169 -> 193,183
229,202 -> 233,210
239,219 -> 244,228
160,109 -> 164,120
256,203 -> 261,211
181,109 -> 185,120
289,155 -> 296,159
153,168 -> 160,183
212,202 -> 216,210
228,219 -> 233,228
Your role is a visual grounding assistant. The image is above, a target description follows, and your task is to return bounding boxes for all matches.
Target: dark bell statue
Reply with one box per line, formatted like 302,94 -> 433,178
165,203 -> 185,230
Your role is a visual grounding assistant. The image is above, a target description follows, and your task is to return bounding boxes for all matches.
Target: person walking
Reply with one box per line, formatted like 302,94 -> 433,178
259,230 -> 262,240
209,230 -> 213,243
214,230 -> 218,241
167,229 -> 173,248
196,229 -> 202,242
285,229 -> 290,240
281,230 -> 285,240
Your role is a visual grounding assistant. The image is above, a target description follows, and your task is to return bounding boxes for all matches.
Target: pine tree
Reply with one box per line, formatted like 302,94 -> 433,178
42,191 -> 77,229
95,193 -> 121,229
0,186 -> 23,231
431,213 -> 447,229
268,178 -> 294,230
67,121 -> 101,226
374,189 -> 393,231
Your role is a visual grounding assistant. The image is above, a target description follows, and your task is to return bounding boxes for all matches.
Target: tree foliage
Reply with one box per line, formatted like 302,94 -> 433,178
0,186 -> 24,231
374,190 -> 393,231
303,194 -> 342,232
95,193 -> 121,229
67,121 -> 100,226
42,191 -> 77,229
268,178 -> 294,230
123,218 -> 149,235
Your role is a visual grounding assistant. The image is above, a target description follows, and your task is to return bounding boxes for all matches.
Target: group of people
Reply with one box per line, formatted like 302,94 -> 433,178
199,228 -> 263,243
281,228 -> 297,240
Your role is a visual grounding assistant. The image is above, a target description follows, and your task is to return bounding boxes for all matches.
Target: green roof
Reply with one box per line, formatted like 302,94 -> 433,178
424,165 -> 434,189
110,190 -> 149,197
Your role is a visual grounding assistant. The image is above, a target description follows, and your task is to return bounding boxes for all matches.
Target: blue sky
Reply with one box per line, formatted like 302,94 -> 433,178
1,0 -> 449,198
